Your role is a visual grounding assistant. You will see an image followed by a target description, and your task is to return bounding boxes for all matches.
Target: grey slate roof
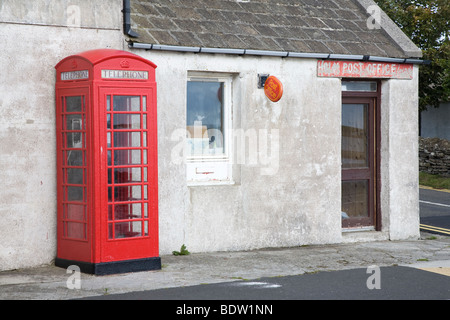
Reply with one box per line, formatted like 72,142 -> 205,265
129,0 -> 418,58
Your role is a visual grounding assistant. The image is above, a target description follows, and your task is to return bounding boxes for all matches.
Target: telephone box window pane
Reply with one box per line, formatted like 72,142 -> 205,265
143,185 -> 148,200
114,167 -> 142,184
144,202 -> 148,218
67,168 -> 84,184
114,221 -> 142,238
66,96 -> 82,112
341,180 -> 369,219
67,150 -> 83,166
67,204 -> 85,220
68,186 -> 84,201
66,114 -> 83,131
67,222 -> 85,239
114,149 -> 141,165
113,132 -> 140,147
113,203 -> 142,220
187,81 -> 225,156
113,114 -> 141,129
113,96 -> 140,112
67,132 -> 84,149
143,132 -> 147,147
114,185 -> 142,201
108,223 -> 113,239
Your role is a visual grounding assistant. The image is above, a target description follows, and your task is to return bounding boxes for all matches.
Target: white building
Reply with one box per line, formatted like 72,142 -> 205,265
0,0 -> 423,271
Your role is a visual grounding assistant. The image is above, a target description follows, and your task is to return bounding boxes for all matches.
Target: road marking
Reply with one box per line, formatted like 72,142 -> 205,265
419,200 -> 450,208
232,281 -> 282,289
420,186 -> 450,193
420,224 -> 450,235
419,267 -> 450,277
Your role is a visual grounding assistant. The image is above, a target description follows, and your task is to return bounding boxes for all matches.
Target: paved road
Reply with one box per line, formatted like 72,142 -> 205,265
420,188 -> 450,235
83,266 -> 450,301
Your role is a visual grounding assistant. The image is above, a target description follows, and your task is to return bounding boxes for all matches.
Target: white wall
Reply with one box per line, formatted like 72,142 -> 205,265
380,67 -> 420,240
0,0 -> 421,271
0,0 -> 123,271
136,50 -> 346,254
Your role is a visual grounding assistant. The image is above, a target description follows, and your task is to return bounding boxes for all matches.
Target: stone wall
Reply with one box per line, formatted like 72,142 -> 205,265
419,137 -> 450,177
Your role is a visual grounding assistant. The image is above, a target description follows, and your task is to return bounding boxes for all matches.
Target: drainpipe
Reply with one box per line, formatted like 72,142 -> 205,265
122,0 -> 139,38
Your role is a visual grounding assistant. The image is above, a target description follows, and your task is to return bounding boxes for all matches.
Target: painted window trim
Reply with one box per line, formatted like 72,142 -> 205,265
186,73 -> 234,185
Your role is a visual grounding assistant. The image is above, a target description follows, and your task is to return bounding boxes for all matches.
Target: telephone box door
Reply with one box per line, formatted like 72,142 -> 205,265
99,87 -> 158,262
56,87 -> 91,262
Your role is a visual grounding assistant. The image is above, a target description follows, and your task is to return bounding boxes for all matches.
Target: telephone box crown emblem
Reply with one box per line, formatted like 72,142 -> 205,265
120,60 -> 130,68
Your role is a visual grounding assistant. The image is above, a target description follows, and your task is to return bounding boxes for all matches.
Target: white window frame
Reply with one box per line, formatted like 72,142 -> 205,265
186,73 -> 233,185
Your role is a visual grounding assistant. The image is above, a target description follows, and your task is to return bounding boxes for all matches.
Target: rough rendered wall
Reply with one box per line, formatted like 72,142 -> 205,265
380,66 -> 420,240
134,50 -> 343,254
0,0 -> 123,271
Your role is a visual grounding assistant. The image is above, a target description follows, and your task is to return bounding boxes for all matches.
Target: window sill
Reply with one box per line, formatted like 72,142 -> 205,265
187,180 -> 236,187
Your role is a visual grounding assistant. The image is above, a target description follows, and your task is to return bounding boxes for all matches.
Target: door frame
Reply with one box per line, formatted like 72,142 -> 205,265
341,80 -> 381,230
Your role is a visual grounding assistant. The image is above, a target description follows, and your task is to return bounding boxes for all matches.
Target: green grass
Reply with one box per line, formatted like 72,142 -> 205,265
419,172 -> 450,190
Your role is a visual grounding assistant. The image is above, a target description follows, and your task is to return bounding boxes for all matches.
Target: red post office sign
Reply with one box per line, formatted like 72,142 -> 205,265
264,76 -> 283,102
317,60 -> 413,79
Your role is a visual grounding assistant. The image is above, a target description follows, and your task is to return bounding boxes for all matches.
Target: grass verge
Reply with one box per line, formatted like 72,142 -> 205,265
419,172 -> 450,190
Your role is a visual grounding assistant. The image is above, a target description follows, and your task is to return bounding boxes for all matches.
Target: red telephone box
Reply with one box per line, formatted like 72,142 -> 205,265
54,49 -> 160,274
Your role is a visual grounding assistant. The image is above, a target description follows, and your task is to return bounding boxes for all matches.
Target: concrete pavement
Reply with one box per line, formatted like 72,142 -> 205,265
1,232 -> 450,300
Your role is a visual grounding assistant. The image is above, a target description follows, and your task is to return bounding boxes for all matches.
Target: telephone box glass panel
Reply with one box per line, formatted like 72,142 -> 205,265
61,96 -> 87,240
107,95 -> 150,239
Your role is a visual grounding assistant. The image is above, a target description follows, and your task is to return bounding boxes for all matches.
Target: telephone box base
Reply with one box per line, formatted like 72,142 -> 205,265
55,257 -> 161,275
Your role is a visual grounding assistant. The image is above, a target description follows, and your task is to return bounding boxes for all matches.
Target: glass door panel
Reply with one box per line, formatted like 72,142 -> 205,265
341,97 -> 375,228
106,95 -> 149,239
342,103 -> 368,168
61,95 -> 87,240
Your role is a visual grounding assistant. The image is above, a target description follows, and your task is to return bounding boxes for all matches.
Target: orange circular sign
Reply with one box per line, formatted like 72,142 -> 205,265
264,76 -> 283,102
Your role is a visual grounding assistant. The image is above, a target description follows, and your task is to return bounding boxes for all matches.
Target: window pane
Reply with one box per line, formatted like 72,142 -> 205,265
342,81 -> 377,92
342,103 -> 368,168
67,168 -> 83,184
113,203 -> 142,220
113,114 -> 141,130
67,150 -> 83,166
341,180 -> 369,219
66,114 -> 83,131
114,221 -> 142,238
113,132 -> 140,147
113,96 -> 140,112
114,167 -> 142,184
114,185 -> 142,202
187,81 -> 224,156
66,96 -> 82,112
113,149 -> 141,166
66,132 -> 83,149
67,186 -> 84,201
